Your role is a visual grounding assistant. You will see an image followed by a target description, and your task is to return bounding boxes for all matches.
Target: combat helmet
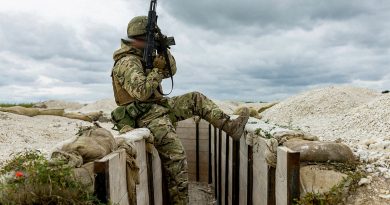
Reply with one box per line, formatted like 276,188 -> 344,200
127,16 -> 148,38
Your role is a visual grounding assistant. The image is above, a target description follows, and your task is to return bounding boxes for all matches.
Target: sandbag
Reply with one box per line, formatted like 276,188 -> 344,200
234,106 -> 260,119
0,106 -> 40,117
284,140 -> 356,163
257,102 -> 278,113
300,165 -> 347,194
51,124 -> 117,166
63,111 -> 103,122
38,109 -> 65,116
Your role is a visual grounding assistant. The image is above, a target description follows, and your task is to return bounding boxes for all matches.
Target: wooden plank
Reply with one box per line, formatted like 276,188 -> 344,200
218,129 -> 222,204
238,137 -> 248,205
176,118 -> 196,128
176,128 -> 210,140
150,146 -> 163,205
94,149 -> 129,205
221,132 -> 228,205
177,119 -> 209,129
225,134 -> 230,205
228,137 -> 233,205
134,140 -> 149,205
252,137 -> 272,205
196,122 -> 200,181
180,139 -> 209,152
188,161 -> 210,182
188,174 -> 209,182
199,119 -> 210,129
214,127 -> 218,198
208,124 -> 212,184
186,151 -> 209,163
275,147 -> 300,205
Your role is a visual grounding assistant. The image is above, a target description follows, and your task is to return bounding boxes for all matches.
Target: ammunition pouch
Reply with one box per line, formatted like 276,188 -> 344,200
111,102 -> 153,131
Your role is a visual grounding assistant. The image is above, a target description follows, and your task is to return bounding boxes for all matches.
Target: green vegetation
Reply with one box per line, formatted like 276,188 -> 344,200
296,163 -> 365,205
0,151 -> 102,205
0,103 -> 35,108
255,127 -> 275,139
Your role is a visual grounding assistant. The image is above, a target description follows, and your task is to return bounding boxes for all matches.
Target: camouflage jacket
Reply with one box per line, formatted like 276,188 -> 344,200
111,40 -> 176,105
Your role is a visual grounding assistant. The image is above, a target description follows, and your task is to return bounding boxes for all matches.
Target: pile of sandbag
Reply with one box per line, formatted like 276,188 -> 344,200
50,123 -> 140,204
244,117 -> 358,199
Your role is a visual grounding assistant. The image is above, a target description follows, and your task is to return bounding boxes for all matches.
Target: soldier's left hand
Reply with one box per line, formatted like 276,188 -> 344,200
153,55 -> 166,70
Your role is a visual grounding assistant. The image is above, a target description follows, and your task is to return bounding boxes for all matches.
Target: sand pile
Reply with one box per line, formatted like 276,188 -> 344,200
0,112 -> 117,167
262,86 -> 379,123
213,100 -> 241,114
76,98 -> 117,114
262,86 -> 390,179
33,100 -> 85,111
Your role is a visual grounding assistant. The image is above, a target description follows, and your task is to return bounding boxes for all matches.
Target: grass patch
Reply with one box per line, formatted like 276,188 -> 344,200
296,163 -> 365,205
0,151 -> 102,205
0,103 -> 35,108
255,127 -> 275,139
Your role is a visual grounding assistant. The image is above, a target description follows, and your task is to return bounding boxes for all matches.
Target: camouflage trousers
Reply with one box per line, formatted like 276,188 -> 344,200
112,91 -> 228,205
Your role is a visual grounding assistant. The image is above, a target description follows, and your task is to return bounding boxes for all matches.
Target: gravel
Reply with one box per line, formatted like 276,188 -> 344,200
262,86 -> 390,204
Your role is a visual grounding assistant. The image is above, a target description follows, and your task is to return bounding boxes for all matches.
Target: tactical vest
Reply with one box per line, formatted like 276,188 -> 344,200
111,73 -> 135,106
111,58 -> 164,106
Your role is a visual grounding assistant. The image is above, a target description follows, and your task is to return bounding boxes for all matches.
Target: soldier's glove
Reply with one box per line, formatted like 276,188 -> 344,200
153,55 -> 166,71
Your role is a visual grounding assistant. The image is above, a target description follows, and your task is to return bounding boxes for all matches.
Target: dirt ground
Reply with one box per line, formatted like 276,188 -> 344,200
1,86 -> 389,204
189,182 -> 215,205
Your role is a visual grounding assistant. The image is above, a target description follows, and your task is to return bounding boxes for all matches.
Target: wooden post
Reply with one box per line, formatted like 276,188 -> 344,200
214,127 -> 218,198
208,124 -> 212,184
238,136 -> 249,205
94,149 -> 129,205
218,129 -> 222,204
225,134 -> 230,205
275,147 -> 300,205
196,122 -> 200,182
134,140 -> 150,205
149,146 -> 164,205
252,137 -> 276,205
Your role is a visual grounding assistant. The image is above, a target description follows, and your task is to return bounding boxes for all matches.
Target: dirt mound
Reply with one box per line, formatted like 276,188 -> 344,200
76,98 -> 117,114
213,100 -> 240,114
262,86 -> 390,185
262,86 -> 379,124
33,100 -> 85,111
339,93 -> 390,139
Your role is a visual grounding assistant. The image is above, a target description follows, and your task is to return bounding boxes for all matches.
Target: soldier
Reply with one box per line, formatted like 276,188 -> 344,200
111,16 -> 249,204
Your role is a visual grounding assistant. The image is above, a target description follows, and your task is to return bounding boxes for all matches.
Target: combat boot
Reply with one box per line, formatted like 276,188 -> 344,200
216,107 -> 250,141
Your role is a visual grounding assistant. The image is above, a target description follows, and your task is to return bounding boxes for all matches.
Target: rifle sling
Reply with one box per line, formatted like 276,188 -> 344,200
157,48 -> 174,96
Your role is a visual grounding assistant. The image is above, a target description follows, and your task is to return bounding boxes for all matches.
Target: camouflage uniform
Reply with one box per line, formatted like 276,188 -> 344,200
111,41 -> 230,204
111,16 -> 248,205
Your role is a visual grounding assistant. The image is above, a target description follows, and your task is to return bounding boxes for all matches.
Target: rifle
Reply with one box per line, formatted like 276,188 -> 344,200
143,0 -> 176,95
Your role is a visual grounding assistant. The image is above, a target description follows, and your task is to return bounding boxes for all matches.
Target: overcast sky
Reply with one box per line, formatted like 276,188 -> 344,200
0,0 -> 389,103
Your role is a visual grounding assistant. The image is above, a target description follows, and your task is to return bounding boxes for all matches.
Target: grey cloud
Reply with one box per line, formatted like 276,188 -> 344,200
0,13 -> 119,65
161,0 -> 376,32
0,13 -> 120,88
1,0 -> 389,103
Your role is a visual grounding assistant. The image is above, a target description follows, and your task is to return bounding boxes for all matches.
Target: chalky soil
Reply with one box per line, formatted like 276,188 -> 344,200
189,182 -> 215,205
